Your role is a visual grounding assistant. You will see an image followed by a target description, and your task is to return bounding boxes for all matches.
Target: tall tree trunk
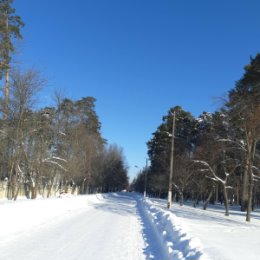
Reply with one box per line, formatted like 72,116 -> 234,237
4,67 -> 9,119
252,186 -> 256,211
215,183 -> 219,203
31,186 -> 37,199
246,139 -> 256,222
193,193 -> 199,208
81,179 -> 86,194
204,189 -> 213,210
7,163 -> 14,200
13,181 -> 21,201
10,173 -> 18,200
236,183 -> 240,206
179,191 -> 184,206
47,177 -> 55,198
246,169 -> 253,221
86,180 -> 90,194
241,158 -> 249,212
223,185 -> 229,216
30,175 -> 38,199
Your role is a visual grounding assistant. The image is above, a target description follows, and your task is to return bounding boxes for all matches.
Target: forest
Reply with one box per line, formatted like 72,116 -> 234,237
0,0 -> 129,200
132,54 -> 260,222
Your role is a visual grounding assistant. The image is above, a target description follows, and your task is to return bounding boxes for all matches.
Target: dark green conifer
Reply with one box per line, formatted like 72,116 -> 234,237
0,0 -> 24,118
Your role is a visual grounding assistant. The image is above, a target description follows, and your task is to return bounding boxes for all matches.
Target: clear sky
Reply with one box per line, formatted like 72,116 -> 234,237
13,0 -> 260,180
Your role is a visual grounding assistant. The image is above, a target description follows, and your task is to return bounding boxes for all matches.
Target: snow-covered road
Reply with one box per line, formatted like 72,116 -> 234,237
0,193 -> 146,260
5,192 -> 258,260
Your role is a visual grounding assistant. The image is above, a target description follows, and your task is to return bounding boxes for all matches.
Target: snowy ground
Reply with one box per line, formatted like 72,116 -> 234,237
148,197 -> 260,260
0,193 -> 145,260
0,193 -> 259,260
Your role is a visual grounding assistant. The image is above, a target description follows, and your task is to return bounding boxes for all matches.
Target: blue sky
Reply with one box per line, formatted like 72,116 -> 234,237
13,0 -> 260,180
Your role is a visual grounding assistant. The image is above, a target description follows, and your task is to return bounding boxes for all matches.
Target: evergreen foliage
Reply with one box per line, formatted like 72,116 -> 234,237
133,54 -> 260,221
0,0 -> 24,73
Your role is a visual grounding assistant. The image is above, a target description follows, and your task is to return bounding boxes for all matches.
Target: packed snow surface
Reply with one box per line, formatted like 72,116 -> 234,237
0,193 -> 259,260
0,193 -> 145,260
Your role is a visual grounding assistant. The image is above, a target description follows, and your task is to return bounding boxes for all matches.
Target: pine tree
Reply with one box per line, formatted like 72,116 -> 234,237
147,106 -> 195,198
0,0 -> 24,118
227,54 -> 260,221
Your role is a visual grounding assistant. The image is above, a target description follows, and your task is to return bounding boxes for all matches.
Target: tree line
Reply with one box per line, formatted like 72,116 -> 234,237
0,0 -> 128,200
132,53 -> 260,222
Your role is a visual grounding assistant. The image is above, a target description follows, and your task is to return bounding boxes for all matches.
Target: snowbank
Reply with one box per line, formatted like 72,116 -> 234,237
146,197 -> 260,260
141,197 -> 209,260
